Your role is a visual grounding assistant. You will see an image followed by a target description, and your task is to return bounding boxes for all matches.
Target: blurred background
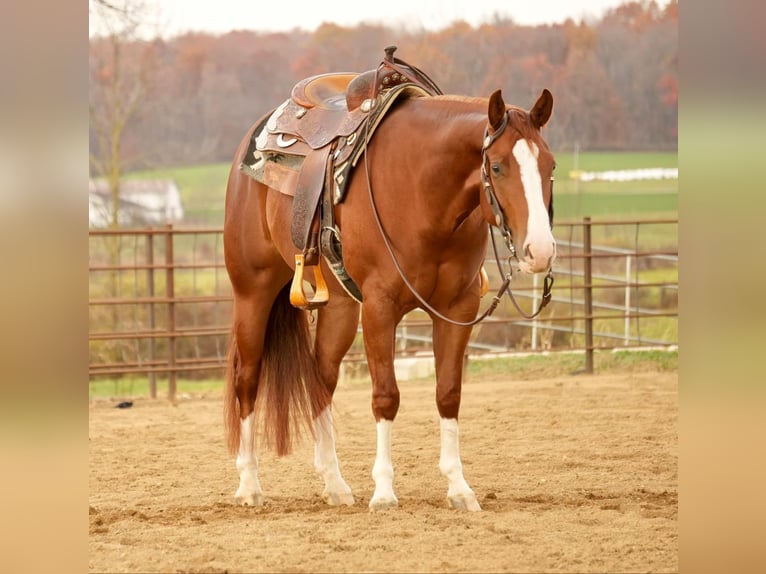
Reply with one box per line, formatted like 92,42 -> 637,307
87,0 -> 679,396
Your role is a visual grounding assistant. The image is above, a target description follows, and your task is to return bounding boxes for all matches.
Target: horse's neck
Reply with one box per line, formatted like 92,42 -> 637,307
408,99 -> 487,228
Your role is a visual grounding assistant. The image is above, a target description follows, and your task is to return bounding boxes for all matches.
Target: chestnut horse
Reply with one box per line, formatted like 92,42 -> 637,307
223,87 -> 556,511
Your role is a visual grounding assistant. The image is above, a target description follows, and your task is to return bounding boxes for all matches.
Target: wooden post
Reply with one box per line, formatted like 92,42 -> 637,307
165,224 -> 177,402
531,273 -> 539,350
146,232 -> 157,398
624,255 -> 632,345
583,217 -> 594,374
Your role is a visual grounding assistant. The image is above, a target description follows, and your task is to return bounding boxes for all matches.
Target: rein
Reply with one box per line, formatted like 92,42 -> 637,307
362,107 -> 553,327
488,225 -> 554,320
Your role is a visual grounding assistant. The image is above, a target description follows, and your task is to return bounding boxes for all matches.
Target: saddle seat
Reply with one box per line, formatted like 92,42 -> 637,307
291,73 -> 357,111
292,68 -> 408,113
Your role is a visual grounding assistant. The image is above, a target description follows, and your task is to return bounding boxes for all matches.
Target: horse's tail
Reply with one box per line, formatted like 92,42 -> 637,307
224,283 -> 330,457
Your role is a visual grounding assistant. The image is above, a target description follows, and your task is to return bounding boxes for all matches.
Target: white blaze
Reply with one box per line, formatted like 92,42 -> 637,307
512,139 -> 556,270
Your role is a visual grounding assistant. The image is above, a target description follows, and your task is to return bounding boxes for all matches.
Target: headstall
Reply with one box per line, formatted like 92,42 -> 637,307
480,112 -> 554,320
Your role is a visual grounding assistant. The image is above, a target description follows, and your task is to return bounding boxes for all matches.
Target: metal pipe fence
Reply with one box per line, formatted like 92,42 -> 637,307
89,218 -> 678,397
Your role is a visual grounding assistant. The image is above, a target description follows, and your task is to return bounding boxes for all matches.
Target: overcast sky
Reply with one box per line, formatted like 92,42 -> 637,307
91,0 -> 671,38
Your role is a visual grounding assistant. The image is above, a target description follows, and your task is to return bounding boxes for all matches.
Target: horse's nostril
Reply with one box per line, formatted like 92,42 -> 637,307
524,244 -> 533,260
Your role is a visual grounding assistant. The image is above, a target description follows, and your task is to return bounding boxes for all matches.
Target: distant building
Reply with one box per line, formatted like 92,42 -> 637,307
89,179 -> 184,227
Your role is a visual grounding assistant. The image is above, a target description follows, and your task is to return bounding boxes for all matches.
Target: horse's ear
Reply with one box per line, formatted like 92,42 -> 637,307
488,89 -> 506,132
530,89 -> 553,129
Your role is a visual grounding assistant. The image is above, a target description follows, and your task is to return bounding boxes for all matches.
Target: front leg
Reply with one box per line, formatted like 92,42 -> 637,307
439,417 -> 481,511
370,419 -> 397,510
362,299 -> 402,511
433,317 -> 481,511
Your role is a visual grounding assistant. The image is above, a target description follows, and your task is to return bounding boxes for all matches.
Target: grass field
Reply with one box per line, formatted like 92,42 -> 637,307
125,151 -> 678,225
88,348 -> 678,399
127,163 -> 231,224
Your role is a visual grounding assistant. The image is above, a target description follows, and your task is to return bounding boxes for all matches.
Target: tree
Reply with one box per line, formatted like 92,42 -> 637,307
89,0 -> 157,227
90,0 -> 161,341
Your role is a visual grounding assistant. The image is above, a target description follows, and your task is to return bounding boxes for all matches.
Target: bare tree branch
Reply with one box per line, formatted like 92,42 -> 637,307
89,0 -> 156,227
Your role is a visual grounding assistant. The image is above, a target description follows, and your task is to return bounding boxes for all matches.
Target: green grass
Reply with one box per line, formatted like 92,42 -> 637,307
89,377 -> 224,400
552,151 -> 678,222
120,151 -> 677,226
126,163 -> 231,225
89,349 -> 678,398
554,192 -> 678,221
467,348 -> 678,381
554,150 -> 678,174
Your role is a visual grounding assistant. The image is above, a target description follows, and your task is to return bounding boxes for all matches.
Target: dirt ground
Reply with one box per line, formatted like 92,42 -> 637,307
89,370 -> 677,573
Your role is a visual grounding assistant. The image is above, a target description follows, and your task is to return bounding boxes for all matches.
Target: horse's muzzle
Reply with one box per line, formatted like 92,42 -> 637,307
519,241 -> 556,274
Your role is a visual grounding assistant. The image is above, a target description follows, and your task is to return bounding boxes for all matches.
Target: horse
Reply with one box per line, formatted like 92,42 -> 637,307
223,64 -> 556,511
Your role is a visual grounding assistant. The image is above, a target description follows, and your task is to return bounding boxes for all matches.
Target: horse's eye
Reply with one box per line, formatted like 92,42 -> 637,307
491,163 -> 501,175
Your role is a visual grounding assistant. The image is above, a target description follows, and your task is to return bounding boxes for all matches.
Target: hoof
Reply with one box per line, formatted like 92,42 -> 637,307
323,490 -> 355,506
448,493 -> 481,512
369,496 -> 398,511
234,493 -> 264,507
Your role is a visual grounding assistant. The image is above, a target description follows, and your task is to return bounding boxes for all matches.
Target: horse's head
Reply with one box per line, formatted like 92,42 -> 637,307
480,89 -> 556,274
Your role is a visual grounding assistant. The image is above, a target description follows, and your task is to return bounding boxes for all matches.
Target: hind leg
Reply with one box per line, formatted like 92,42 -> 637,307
229,279 -> 290,506
230,296 -> 268,506
235,411 -> 261,506
313,295 -> 360,506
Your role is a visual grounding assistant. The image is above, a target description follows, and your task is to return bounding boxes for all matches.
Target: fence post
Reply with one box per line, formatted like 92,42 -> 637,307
165,224 -> 177,402
531,273 -> 539,350
624,254 -> 632,345
583,217 -> 594,374
146,232 -> 157,398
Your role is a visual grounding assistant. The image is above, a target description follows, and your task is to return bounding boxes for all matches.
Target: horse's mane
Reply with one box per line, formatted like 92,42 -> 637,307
434,95 -> 487,106
430,95 -> 536,138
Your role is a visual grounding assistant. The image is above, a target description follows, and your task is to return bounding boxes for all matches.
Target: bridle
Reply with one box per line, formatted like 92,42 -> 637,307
362,109 -> 554,327
480,112 -> 555,320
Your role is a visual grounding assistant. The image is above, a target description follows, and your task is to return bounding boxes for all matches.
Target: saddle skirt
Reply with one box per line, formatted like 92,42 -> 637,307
244,81 -> 432,213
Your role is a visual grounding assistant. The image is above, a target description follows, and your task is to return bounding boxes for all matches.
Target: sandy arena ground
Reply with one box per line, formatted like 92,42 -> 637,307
89,370 -> 677,573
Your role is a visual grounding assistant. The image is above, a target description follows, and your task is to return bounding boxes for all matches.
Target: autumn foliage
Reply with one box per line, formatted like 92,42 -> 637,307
89,1 -> 677,171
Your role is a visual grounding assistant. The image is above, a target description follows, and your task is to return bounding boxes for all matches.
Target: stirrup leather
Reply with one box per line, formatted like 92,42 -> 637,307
290,253 -> 330,309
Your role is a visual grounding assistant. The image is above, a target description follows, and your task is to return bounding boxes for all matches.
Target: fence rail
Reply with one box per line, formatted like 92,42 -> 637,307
89,218 -> 678,398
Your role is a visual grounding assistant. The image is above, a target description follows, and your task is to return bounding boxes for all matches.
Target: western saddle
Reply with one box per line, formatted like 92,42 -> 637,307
240,46 -> 443,309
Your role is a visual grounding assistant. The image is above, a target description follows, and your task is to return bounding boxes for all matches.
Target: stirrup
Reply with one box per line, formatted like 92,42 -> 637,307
479,266 -> 489,298
290,254 -> 330,310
